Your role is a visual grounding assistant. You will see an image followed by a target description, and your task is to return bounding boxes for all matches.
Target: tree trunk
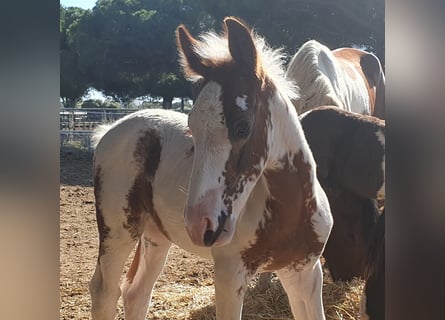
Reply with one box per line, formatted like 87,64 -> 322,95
162,96 -> 173,109
66,98 -> 76,108
180,97 -> 184,113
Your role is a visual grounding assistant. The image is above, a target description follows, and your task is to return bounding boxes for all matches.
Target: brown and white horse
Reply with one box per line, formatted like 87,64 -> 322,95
286,40 -> 385,119
89,17 -> 333,320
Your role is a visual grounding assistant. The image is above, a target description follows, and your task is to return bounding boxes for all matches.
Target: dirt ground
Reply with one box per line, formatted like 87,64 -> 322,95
60,146 -> 364,320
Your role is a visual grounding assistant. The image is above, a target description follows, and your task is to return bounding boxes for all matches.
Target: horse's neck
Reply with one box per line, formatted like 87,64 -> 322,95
236,127 -> 324,270
236,175 -> 272,241
235,93 -> 318,243
267,93 -> 314,167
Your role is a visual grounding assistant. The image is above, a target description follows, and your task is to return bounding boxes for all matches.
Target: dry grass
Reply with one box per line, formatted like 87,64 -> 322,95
60,148 -> 364,319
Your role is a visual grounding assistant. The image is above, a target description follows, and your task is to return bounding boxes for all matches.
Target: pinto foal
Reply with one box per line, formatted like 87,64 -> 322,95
89,17 -> 333,320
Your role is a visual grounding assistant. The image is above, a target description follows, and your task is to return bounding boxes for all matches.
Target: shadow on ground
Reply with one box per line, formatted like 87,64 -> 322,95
60,146 -> 94,186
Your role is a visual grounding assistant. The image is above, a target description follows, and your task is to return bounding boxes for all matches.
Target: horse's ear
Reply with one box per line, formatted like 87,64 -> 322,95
224,17 -> 259,77
176,25 -> 207,79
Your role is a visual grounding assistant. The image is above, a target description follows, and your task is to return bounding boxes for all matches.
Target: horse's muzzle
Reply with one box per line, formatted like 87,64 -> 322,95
203,211 -> 227,246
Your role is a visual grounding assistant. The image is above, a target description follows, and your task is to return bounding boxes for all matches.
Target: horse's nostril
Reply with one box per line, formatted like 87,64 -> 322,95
202,212 -> 228,247
203,230 -> 215,247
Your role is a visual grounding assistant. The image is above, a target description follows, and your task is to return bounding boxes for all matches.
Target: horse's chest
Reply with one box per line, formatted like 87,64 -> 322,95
236,155 -> 325,273
240,198 -> 324,274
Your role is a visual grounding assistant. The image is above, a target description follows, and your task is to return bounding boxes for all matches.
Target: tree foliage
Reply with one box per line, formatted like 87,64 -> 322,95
60,5 -> 90,107
67,0 -> 209,103
60,0 -> 384,106
196,0 -> 384,64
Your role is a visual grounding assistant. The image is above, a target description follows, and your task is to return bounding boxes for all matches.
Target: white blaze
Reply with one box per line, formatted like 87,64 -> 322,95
236,95 -> 248,111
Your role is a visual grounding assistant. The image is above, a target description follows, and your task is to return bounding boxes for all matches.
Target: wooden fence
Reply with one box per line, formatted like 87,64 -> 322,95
60,108 -> 138,149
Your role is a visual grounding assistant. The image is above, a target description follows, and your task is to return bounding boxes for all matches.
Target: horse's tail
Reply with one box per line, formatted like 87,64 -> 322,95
286,40 -> 344,114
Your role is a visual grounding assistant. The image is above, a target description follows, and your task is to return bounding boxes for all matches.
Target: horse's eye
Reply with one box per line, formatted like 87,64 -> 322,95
233,119 -> 250,139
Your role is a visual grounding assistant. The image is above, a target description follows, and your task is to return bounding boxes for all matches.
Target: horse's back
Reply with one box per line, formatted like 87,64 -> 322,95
333,47 -> 385,118
94,109 -> 188,161
92,109 -> 190,217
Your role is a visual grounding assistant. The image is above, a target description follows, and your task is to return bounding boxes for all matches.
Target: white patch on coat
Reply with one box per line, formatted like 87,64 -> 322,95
311,179 -> 334,244
375,129 -> 385,200
236,95 -> 248,111
186,81 -> 231,209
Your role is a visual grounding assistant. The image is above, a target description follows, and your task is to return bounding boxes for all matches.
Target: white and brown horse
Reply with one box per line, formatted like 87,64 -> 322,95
286,40 -> 385,119
89,17 -> 333,320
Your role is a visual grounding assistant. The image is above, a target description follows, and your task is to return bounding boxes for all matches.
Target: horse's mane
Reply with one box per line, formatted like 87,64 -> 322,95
286,40 -> 344,114
189,29 -> 299,101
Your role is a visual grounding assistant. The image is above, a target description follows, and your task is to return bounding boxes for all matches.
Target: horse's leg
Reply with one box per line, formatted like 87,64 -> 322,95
213,252 -> 252,320
277,259 -> 325,320
121,220 -> 172,320
89,227 -> 137,320
90,163 -> 145,320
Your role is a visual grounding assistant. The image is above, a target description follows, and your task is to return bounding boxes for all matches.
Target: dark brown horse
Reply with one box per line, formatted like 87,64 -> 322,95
360,209 -> 385,320
300,106 -> 385,281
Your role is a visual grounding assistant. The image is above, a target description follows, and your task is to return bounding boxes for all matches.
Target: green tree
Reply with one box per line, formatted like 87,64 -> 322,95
60,5 -> 90,107
62,0 -> 383,107
195,0 -> 384,64
70,0 -> 210,105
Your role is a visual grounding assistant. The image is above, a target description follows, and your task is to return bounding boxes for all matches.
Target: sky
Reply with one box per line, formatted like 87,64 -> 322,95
60,0 -> 97,9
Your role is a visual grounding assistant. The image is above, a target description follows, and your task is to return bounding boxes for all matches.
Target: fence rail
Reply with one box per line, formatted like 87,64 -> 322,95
60,108 -> 139,149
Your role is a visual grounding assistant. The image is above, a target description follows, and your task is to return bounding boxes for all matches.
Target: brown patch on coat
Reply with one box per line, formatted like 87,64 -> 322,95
241,151 -> 324,274
93,164 -> 110,257
333,48 -> 385,119
220,78 -> 274,215
333,48 -> 375,114
123,129 -> 170,241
